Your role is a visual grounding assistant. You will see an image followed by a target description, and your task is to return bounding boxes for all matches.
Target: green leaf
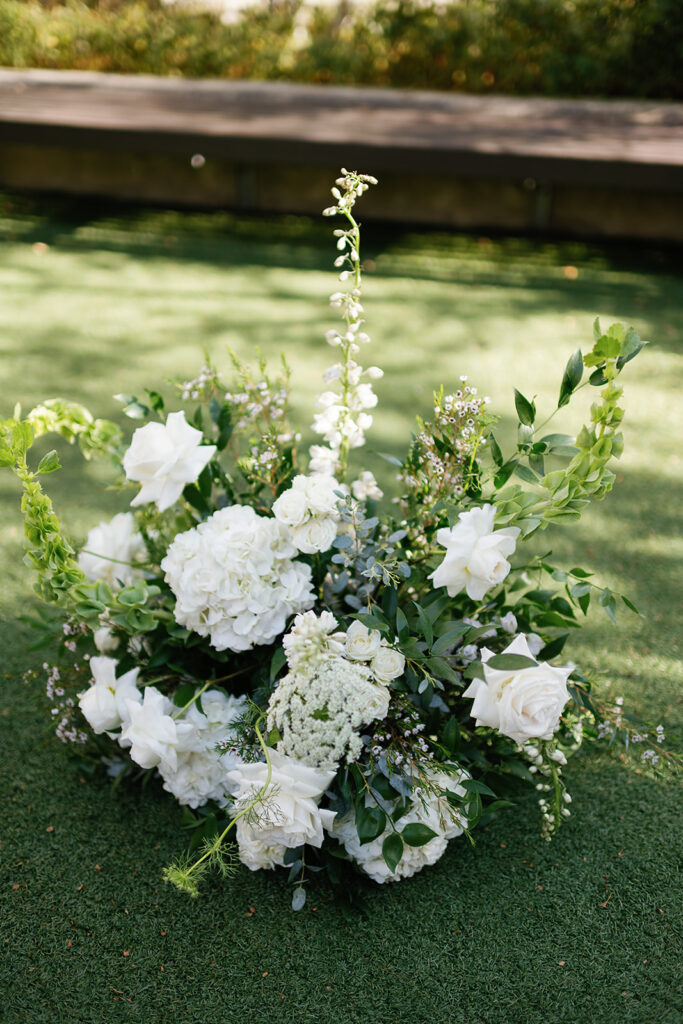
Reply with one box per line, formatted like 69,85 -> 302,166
381,833 -> 404,873
270,646 -> 286,682
558,348 -> 583,408
461,778 -> 497,798
515,464 -> 538,485
539,634 -> 569,659
291,887 -> 306,912
486,654 -> 538,670
356,804 -> 386,846
426,657 -> 460,685
441,716 -> 460,755
414,602 -> 433,647
489,434 -> 503,467
401,822 -> 438,847
396,607 -> 409,640
514,388 -> 536,426
145,389 -> 165,413
621,595 -> 640,615
37,450 -> 61,474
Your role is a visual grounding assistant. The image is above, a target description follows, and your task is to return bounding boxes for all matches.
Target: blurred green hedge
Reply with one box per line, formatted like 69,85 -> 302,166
0,0 -> 681,99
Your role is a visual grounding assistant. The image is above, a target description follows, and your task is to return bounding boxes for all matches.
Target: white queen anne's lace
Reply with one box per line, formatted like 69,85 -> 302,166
160,505 -> 315,652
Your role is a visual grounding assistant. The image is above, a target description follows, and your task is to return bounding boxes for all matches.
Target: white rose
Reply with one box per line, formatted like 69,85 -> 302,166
301,474 -> 340,516
370,645 -> 405,684
345,620 -> 382,661
119,686 -> 193,771
226,748 -> 336,850
429,504 -> 520,601
500,612 -> 518,634
290,516 -> 338,555
78,512 -> 147,588
272,487 -> 309,528
235,819 -> 288,871
462,634 -> 572,745
78,656 -> 140,734
122,410 -> 216,512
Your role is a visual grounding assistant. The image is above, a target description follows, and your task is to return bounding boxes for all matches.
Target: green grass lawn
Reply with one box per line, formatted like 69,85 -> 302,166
0,197 -> 681,1024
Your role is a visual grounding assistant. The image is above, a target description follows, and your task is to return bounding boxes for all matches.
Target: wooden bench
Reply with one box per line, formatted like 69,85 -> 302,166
1,68 -> 682,239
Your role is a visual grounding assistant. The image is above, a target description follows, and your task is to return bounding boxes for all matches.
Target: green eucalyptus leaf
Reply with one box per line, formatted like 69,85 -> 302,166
486,654 -> 537,670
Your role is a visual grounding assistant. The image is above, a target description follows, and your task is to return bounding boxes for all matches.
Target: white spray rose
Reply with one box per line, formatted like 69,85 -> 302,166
462,634 -> 572,745
234,819 -> 288,871
122,411 -> 216,512
271,487 -> 309,527
78,656 -> 141,734
290,516 -> 338,555
227,748 -> 336,850
345,620 -> 382,662
429,504 -> 520,601
78,512 -> 146,588
370,646 -> 405,684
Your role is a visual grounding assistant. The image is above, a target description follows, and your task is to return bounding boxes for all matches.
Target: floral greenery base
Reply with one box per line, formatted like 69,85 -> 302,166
0,171 -> 677,907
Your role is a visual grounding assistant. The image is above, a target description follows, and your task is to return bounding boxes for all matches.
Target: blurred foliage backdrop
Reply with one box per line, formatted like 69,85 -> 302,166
0,0 -> 681,99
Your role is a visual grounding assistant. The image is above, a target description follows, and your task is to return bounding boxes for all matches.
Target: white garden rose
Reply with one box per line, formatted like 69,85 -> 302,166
345,620 -> 382,661
78,512 -> 146,588
226,748 -> 336,849
234,818 -> 288,871
78,656 -> 141,734
370,645 -> 406,684
271,486 -> 309,527
429,504 -> 520,601
301,473 -> 340,516
289,516 -> 338,555
462,634 -> 572,745
119,686 -> 194,772
122,410 -> 216,512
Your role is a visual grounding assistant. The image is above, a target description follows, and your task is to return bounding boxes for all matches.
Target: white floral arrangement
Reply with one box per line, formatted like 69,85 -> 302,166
1,170 -> 676,906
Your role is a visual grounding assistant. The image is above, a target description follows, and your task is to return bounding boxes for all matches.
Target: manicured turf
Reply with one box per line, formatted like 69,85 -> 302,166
0,198 -> 681,1024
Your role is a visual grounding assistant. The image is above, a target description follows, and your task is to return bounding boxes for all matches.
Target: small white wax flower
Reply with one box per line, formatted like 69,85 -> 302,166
462,635 -> 572,745
78,512 -> 146,588
429,504 -> 520,601
78,656 -> 140,734
122,411 -> 216,512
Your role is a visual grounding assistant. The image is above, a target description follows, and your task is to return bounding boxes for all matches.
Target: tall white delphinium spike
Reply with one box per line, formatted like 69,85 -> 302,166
311,170 -> 382,488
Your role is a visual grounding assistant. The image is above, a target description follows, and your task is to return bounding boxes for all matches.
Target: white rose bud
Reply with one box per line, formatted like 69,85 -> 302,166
462,635 -> 572,745
370,645 -> 405,684
272,487 -> 309,528
345,620 -> 383,661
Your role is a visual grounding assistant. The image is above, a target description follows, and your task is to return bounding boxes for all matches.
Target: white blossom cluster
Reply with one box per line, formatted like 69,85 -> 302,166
310,357 -> 380,472
268,655 -> 390,769
78,656 -> 246,809
225,380 -> 287,431
272,473 -> 341,554
332,767 -> 470,883
160,505 -> 314,652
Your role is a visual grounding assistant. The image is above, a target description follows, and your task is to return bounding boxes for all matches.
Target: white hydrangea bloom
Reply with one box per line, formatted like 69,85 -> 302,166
160,505 -> 315,652
332,767 -> 470,883
158,690 -> 247,809
122,410 -> 216,512
78,512 -> 147,588
227,748 -> 336,852
78,656 -> 141,735
267,655 -> 390,769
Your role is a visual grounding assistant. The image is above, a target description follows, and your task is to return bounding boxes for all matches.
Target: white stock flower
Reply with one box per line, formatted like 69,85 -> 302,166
119,686 -> 193,771
308,444 -> 340,476
78,656 -> 141,734
351,470 -> 383,502
78,512 -> 146,588
161,505 -> 314,652
227,748 -> 336,850
370,646 -> 405,684
122,411 -> 216,512
429,504 -> 520,601
462,634 -> 572,745
345,620 -> 382,662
